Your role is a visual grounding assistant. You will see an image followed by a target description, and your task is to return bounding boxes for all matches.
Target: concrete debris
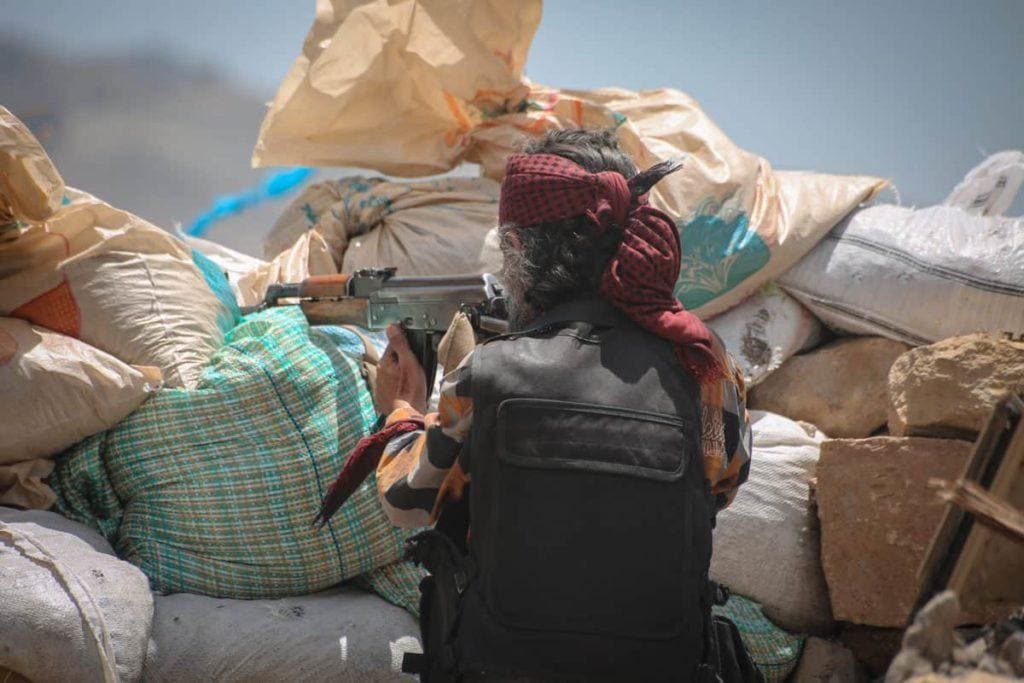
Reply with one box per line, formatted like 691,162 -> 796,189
905,673 -> 1021,682
887,593 -> 1024,683
887,591 -> 962,680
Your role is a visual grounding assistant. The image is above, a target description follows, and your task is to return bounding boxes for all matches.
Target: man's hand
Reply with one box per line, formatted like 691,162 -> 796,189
374,324 -> 428,415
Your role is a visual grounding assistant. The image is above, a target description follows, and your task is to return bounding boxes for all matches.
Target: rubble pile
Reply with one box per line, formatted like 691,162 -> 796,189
800,332 -> 1024,675
886,592 -> 1024,682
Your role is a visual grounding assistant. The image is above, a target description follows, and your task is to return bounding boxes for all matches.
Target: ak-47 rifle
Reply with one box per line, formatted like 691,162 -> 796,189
253,268 -> 508,395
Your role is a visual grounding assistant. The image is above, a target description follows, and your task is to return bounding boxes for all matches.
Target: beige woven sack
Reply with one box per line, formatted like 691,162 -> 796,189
0,112 -> 231,387
0,106 -> 64,223
253,0 -> 885,317
268,176 -> 499,279
0,317 -> 160,508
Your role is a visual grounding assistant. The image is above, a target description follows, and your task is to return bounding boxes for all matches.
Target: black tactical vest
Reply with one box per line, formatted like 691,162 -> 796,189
449,297 -> 715,681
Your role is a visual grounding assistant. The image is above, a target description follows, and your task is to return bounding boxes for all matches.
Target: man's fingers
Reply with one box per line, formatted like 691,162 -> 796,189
386,324 -> 414,358
375,325 -> 427,412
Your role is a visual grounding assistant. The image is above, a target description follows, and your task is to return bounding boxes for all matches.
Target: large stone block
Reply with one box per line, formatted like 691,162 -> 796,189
816,437 -> 973,627
750,337 -> 909,437
888,335 -> 1024,438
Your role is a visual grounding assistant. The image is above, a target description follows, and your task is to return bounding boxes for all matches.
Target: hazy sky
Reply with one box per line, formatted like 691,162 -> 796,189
3,0 -> 1023,211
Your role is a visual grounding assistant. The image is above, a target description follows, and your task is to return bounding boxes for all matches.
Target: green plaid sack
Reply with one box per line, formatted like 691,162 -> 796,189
715,595 -> 805,683
51,307 -> 411,599
359,560 -> 426,617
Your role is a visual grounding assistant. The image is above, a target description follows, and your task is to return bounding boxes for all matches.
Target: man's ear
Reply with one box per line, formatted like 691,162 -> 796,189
504,228 -> 523,251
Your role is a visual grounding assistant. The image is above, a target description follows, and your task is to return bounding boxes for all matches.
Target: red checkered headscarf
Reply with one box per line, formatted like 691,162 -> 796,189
499,152 -> 726,386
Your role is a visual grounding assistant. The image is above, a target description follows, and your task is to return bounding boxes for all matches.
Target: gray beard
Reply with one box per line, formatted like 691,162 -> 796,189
500,247 -> 537,331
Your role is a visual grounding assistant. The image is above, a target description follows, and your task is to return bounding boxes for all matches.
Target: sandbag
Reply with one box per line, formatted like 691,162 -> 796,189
0,196 -> 235,388
0,506 -> 115,554
267,176 -> 500,279
234,227 -> 337,307
706,285 -> 823,387
0,110 -> 235,388
253,0 -> 885,317
51,308 -> 413,599
144,586 -> 420,682
183,227 -> 336,308
181,232 -> 265,305
711,411 -> 835,636
0,507 -> 153,683
561,88 -> 886,318
714,595 -> 804,683
0,458 -> 56,509
0,106 -> 64,223
0,316 -> 160,469
780,152 -> 1024,345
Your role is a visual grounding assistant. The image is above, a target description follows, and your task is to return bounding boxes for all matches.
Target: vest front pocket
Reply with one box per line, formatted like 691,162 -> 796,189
486,398 -> 703,640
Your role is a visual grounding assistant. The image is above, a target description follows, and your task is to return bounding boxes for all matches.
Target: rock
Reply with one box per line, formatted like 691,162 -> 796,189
816,437 -> 973,627
954,638 -> 990,667
888,334 -> 1024,438
999,633 -> 1024,678
794,637 -> 867,682
901,593 -> 962,667
905,674 -> 1020,682
884,592 -> 1024,683
749,337 -> 909,437
886,592 -> 963,682
841,626 -> 904,677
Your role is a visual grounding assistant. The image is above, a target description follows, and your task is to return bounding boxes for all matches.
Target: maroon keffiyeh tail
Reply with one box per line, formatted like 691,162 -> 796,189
314,417 -> 424,527
499,152 -> 727,386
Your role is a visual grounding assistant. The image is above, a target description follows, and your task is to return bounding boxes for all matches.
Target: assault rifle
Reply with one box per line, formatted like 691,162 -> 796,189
254,268 -> 508,394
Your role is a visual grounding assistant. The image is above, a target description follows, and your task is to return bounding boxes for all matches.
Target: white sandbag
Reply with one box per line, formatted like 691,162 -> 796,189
340,177 -> 499,278
711,411 -> 834,635
944,149 -> 1024,217
145,587 -> 421,682
0,506 -> 115,555
0,508 -> 154,683
780,152 -> 1024,345
706,285 -> 823,387
0,317 -> 161,469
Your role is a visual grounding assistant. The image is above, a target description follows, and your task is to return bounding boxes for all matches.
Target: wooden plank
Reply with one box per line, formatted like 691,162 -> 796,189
937,479 -> 1024,544
946,404 -> 1024,622
912,393 -> 1024,623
